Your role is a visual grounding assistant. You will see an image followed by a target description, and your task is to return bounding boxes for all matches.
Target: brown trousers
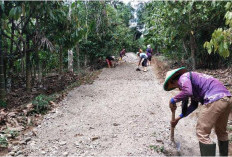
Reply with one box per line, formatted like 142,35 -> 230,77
196,97 -> 232,144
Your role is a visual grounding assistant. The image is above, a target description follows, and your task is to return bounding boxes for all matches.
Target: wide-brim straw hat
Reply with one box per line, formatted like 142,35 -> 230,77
163,67 -> 187,91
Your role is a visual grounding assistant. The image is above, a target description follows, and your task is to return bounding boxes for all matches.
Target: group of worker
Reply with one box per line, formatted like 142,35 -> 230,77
136,44 -> 153,72
105,49 -> 126,68
105,45 -> 153,70
105,45 -> 232,156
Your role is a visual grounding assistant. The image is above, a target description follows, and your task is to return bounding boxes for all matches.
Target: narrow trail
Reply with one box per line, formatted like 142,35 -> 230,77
23,53 -> 200,156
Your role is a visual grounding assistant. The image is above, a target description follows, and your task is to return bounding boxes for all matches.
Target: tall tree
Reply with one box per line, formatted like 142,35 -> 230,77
0,5 -> 6,100
68,2 -> 73,72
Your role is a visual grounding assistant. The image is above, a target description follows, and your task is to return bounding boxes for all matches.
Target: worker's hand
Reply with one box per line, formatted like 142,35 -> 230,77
169,101 -> 177,112
170,116 -> 181,128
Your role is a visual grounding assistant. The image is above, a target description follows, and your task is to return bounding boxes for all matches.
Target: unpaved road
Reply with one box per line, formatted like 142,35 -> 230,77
22,53 -> 203,156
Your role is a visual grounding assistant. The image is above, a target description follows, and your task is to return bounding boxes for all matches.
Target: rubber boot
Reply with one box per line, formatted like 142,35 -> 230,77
218,140 -> 228,156
143,67 -> 147,72
199,142 -> 216,156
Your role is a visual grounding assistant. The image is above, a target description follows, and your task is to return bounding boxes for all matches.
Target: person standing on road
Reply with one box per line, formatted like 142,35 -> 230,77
120,49 -> 126,60
163,67 -> 232,156
137,49 -> 148,72
146,45 -> 153,66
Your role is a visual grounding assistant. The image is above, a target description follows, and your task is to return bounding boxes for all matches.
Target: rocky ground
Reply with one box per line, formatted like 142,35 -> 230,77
7,53 -> 221,156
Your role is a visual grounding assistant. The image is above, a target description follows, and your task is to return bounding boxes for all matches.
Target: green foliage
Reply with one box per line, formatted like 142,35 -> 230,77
0,1 -> 4,11
0,135 -> 8,147
4,129 -> 19,139
149,145 -> 165,153
229,134 -> 232,143
152,132 -> 156,137
227,125 -> 232,132
204,2 -> 232,58
204,28 -> 230,58
9,6 -> 22,20
0,0 -> 141,100
142,1 -> 229,68
0,100 -> 7,108
32,94 -> 54,114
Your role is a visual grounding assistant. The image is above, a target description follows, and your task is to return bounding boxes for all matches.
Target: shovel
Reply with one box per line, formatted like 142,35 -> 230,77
171,110 -> 181,152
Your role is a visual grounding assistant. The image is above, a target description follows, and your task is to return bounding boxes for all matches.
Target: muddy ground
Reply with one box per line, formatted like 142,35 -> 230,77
17,53 -> 222,156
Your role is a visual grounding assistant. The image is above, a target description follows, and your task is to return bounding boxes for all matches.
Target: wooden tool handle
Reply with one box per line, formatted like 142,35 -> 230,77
171,110 -> 175,141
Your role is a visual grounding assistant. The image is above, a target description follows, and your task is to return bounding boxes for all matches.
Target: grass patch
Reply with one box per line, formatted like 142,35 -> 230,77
152,132 -> 156,137
0,135 -> 8,147
229,135 -> 232,143
149,145 -> 165,153
3,129 -> 19,139
227,125 -> 232,132
0,100 -> 7,108
32,94 -> 54,114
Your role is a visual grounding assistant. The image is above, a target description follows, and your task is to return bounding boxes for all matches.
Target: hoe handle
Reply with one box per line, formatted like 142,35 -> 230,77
171,110 -> 175,141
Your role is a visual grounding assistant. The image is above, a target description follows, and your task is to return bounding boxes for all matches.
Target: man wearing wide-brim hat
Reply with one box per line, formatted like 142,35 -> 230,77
164,67 -> 232,156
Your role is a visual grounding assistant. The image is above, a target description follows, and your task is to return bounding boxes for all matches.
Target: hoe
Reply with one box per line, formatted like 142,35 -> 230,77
171,109 -> 181,152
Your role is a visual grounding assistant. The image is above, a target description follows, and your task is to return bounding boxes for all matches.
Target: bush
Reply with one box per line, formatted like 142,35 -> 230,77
0,100 -> 7,108
32,94 -> 53,114
150,145 -> 165,153
0,135 -> 8,147
4,129 -> 19,139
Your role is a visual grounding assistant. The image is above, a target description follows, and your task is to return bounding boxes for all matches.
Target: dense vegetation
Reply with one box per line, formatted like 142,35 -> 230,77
139,1 -> 232,69
0,1 -> 142,103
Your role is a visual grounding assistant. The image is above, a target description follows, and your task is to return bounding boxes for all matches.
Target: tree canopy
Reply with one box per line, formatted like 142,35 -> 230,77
0,1 -> 142,102
140,1 -> 231,69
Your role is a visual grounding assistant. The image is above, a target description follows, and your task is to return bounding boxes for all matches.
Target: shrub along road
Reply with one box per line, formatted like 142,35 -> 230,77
21,53 -> 204,156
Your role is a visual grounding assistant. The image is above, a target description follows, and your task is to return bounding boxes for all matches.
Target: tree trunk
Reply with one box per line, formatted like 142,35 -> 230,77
85,0 -> 88,41
0,14 -> 6,100
190,32 -> 196,70
21,16 -> 25,78
35,51 -> 42,83
21,57 -> 25,77
35,17 -> 42,84
84,55 -> 88,67
76,43 -> 80,72
182,39 -> 188,54
25,36 -> 31,92
3,34 -> 9,92
38,63 -> 42,83
68,49 -> 73,72
188,8 -> 196,70
67,3 -> 73,73
3,51 -> 7,91
32,58 -> 36,85
84,1 -> 89,68
59,46 -> 63,74
7,19 -> 15,92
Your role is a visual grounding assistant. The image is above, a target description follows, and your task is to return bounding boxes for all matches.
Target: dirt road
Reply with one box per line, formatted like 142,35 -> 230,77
22,53 -> 201,156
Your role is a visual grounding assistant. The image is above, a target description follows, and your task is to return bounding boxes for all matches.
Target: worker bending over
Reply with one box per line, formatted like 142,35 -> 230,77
137,49 -> 148,72
106,56 -> 115,68
164,67 -> 232,156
